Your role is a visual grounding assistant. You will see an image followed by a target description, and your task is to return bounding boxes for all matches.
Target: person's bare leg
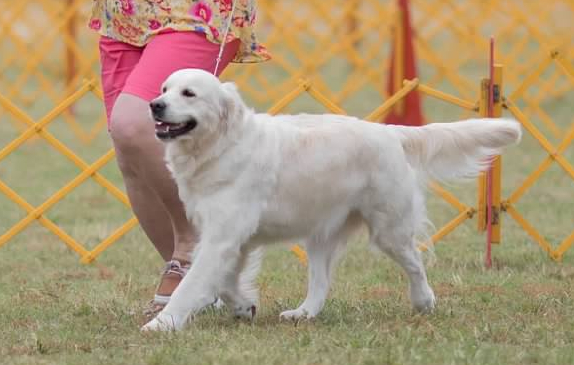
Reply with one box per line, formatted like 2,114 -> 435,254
109,93 -> 196,263
122,182 -> 175,261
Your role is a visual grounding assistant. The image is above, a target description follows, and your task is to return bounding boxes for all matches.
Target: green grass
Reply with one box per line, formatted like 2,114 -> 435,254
2,229 -> 574,364
2,36 -> 574,365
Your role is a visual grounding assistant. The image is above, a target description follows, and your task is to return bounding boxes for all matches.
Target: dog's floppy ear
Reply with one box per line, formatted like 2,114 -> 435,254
219,82 -> 243,123
221,81 -> 239,96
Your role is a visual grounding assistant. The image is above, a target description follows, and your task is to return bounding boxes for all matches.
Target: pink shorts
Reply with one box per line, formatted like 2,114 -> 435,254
99,30 -> 240,123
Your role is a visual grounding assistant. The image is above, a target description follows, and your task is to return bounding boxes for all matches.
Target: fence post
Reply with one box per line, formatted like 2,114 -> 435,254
481,61 -> 504,268
477,80 -> 488,233
477,65 -> 504,239
489,64 -> 504,245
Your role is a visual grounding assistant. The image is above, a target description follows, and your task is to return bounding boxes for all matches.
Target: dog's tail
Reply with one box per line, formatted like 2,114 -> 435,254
391,118 -> 521,182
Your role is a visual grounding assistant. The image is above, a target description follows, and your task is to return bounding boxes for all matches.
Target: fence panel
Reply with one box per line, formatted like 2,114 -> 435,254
0,0 -> 573,262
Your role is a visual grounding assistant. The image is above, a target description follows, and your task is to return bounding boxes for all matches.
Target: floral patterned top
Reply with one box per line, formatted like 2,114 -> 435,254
88,0 -> 270,63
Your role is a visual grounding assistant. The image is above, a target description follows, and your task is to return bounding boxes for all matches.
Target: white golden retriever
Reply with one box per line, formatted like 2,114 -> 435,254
142,69 -> 521,331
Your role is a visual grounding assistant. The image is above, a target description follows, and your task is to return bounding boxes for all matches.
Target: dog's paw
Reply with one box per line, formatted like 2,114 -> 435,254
413,297 -> 436,314
212,298 -> 226,309
141,318 -> 174,332
234,305 -> 256,321
140,312 -> 186,332
279,308 -> 314,321
411,287 -> 436,314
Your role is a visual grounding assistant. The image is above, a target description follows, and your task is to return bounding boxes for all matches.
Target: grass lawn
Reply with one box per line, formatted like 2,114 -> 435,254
1,37 -> 574,365
2,222 -> 574,364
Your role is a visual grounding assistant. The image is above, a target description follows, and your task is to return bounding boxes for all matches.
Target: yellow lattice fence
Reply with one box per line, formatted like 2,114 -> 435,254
502,47 -> 574,261
0,74 -> 474,263
0,81 -> 138,263
1,58 -> 573,262
2,1 -> 573,142
1,0 -> 573,263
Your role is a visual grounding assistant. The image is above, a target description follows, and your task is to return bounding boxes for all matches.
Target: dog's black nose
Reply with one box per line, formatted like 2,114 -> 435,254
150,100 -> 166,115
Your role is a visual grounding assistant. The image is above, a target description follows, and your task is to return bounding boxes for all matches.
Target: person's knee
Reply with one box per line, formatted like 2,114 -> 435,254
109,114 -> 149,152
109,100 -> 154,153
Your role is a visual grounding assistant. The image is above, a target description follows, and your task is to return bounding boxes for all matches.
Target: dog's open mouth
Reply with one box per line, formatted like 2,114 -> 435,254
154,119 -> 197,140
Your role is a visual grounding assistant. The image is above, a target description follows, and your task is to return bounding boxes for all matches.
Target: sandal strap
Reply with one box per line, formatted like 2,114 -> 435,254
153,260 -> 191,302
153,294 -> 171,306
162,259 -> 190,277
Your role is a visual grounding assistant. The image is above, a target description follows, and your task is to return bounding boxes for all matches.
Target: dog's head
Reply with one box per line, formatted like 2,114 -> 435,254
149,68 -> 243,142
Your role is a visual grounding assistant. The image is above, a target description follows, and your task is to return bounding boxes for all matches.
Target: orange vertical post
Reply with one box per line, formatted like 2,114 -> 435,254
477,80 -> 489,233
489,64 -> 504,244
478,69 -> 504,243
484,37 -> 504,268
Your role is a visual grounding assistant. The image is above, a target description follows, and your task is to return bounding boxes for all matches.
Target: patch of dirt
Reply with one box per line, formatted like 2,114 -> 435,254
17,288 -> 59,302
10,317 -> 38,330
7,345 -> 35,356
466,285 -> 504,295
96,264 -> 115,280
362,285 -> 395,299
521,283 -> 564,298
53,271 -> 89,280
433,283 -> 504,297
433,283 -> 457,296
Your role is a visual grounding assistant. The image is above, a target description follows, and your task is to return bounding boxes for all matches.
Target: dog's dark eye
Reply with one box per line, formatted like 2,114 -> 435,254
182,89 -> 196,98
162,86 -> 167,93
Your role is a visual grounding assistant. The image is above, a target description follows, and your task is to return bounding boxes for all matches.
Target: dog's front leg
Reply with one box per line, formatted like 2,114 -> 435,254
141,240 -> 240,332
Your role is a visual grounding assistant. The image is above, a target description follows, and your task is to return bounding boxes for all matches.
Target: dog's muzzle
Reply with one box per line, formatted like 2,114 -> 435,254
154,118 -> 198,140
150,101 -> 198,140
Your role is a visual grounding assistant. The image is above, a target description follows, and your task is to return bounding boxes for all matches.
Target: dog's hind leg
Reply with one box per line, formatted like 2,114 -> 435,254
280,216 -> 359,321
369,217 -> 435,313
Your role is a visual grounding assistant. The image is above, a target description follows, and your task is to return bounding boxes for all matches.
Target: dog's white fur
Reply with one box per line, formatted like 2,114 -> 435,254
141,69 -> 521,331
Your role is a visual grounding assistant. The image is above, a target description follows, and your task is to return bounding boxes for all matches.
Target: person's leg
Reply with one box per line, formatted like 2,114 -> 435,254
107,30 -> 240,304
110,94 -> 193,261
99,37 -> 177,261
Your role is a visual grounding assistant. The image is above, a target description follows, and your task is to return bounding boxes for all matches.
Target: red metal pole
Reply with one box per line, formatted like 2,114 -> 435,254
383,0 -> 424,126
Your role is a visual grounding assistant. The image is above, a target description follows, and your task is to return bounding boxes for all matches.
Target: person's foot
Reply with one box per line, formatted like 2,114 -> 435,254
143,259 -> 190,319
